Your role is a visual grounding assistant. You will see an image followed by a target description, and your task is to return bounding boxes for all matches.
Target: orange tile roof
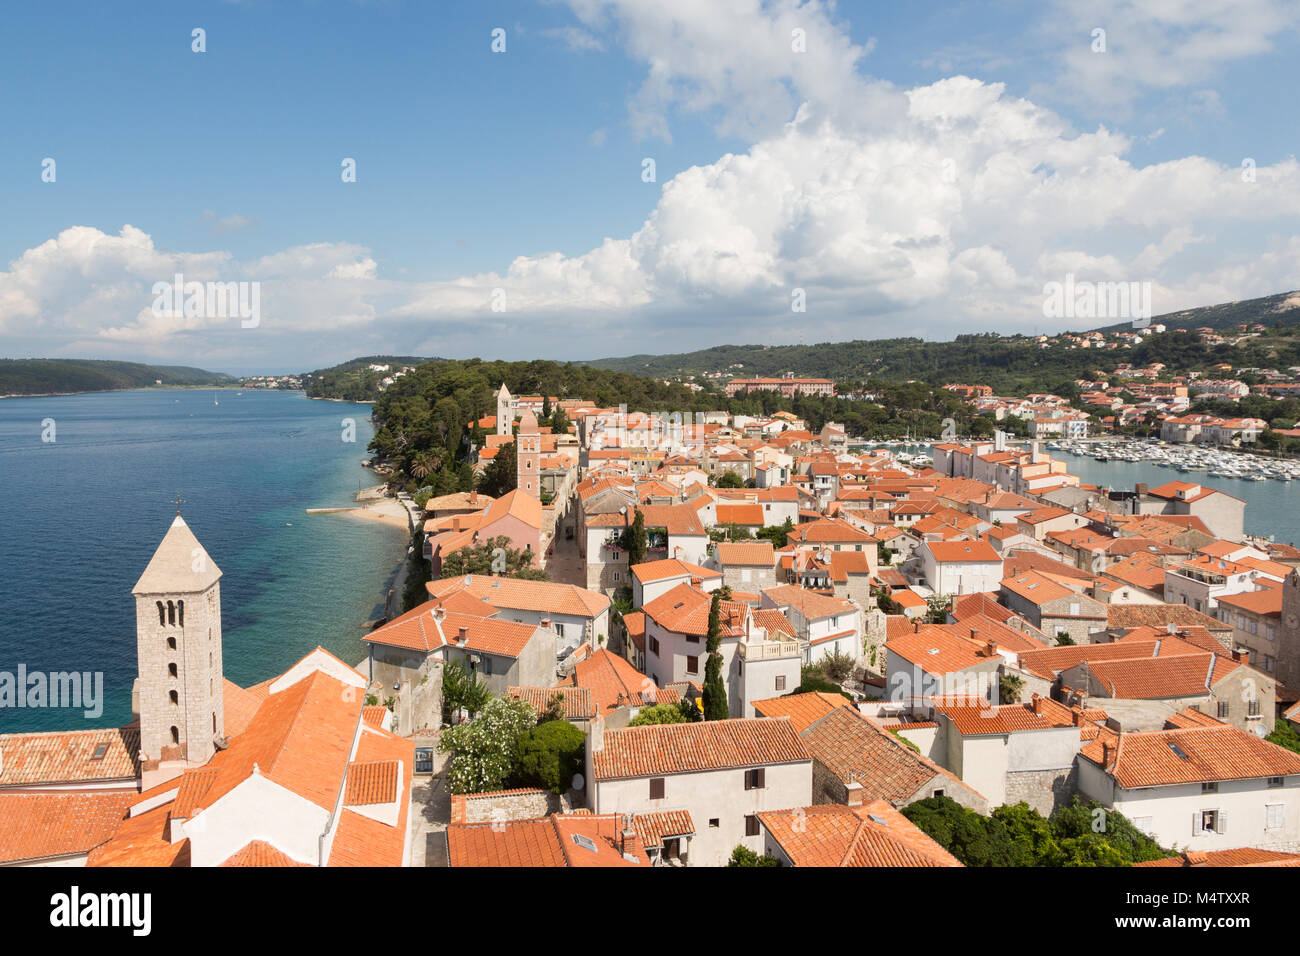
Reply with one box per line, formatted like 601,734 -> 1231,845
926,540 -> 1001,563
344,760 -> 399,806
592,717 -> 810,781
644,583 -> 748,636
715,503 -> 765,526
329,726 -> 414,867
799,708 -> 974,804
1081,725 -> 1300,787
426,574 -> 609,618
86,802 -> 189,868
714,540 -> 776,566
630,558 -> 721,583
366,604 -> 539,659
759,800 -> 962,867
752,692 -> 855,732
565,648 -> 677,717
361,705 -> 389,728
1136,847 -> 1300,867
762,584 -> 856,621
448,813 -> 648,867
633,809 -> 696,848
220,841 -> 307,867
0,790 -> 136,864
885,625 -> 997,677
751,607 -> 798,639
507,685 -> 597,720
0,726 -> 140,787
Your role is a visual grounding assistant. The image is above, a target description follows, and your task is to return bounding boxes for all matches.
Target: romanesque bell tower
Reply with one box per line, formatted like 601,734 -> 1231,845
131,515 -> 225,787
496,383 -> 515,436
517,408 -> 542,499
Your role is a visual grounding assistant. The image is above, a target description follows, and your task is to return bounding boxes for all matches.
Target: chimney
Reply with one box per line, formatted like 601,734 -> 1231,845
912,618 -> 921,633
690,576 -> 702,589
985,640 -> 997,658
845,780 -> 864,807
541,618 -> 552,631
456,626 -> 469,644
433,604 -> 446,621
590,715 -> 606,753
1031,693 -> 1043,716
1232,648 -> 1248,663
1072,708 -> 1083,727
620,813 -> 636,855
1135,482 -> 1148,498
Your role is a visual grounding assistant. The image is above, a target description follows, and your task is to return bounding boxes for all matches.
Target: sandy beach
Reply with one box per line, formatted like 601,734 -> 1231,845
336,498 -> 413,533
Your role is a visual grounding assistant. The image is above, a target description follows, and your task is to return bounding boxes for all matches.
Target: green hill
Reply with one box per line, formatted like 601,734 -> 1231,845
583,290 -> 1300,390
300,356 -> 436,401
0,359 -> 233,397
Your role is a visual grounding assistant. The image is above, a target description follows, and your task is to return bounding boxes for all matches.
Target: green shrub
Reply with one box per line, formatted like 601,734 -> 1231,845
514,719 -> 586,794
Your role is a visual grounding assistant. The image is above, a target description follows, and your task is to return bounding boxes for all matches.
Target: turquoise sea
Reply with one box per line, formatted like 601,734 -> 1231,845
0,389 -> 408,733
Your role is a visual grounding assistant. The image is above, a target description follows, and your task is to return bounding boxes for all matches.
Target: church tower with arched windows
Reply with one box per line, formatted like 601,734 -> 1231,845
517,408 -> 541,499
131,514 -> 224,788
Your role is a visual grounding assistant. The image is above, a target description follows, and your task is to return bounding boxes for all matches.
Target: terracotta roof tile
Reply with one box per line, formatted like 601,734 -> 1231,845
592,717 -> 810,780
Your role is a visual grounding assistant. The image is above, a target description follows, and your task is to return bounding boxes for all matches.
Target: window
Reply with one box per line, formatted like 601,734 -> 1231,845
708,818 -> 720,828
686,656 -> 698,675
686,634 -> 699,644
1267,804 -> 1285,830
168,663 -> 177,678
167,637 -> 176,650
177,600 -> 184,626
1248,699 -> 1262,717
481,657 -> 493,676
169,690 -> 179,705
1216,700 -> 1230,718
744,768 -> 766,790
1132,816 -> 1154,835
554,623 -> 565,638
1202,782 -> 1218,793
612,571 -> 621,582
775,675 -> 786,692
170,726 -> 179,745
1268,776 -> 1285,788
932,789 -> 944,799
649,778 -> 665,799
156,601 -> 165,626
745,814 -> 760,837
1196,809 -> 1222,835
650,637 -> 660,656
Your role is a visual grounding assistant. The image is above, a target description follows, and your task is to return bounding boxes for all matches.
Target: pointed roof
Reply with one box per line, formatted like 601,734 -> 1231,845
131,516 -> 222,594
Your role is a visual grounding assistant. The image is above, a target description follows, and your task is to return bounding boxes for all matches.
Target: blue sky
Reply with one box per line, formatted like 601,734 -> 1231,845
1,0 -> 1298,373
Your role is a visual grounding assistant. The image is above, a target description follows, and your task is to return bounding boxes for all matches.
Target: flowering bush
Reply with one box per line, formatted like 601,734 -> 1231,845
439,696 -> 536,795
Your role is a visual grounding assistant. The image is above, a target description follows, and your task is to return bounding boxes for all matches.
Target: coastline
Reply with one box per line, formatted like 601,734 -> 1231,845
307,490 -> 422,622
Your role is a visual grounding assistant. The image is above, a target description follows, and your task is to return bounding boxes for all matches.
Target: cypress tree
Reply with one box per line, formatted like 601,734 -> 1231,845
702,591 -> 729,720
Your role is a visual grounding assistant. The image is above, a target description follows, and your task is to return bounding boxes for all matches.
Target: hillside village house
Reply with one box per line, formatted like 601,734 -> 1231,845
425,575 -> 610,658
1076,724 -> 1300,853
713,540 -> 778,592
365,600 -> 557,710
759,584 -> 862,665
884,624 -> 1005,711
1000,570 -> 1108,644
631,559 -> 722,607
642,583 -> 802,717
917,540 -> 1004,596
586,717 -> 814,867
423,489 -> 543,577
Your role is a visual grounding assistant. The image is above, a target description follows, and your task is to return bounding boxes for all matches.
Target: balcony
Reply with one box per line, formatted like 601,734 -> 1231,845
737,639 -> 801,661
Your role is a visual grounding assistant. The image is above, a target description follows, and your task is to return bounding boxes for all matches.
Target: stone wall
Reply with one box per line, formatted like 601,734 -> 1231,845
1004,766 -> 1079,817
450,787 -> 580,824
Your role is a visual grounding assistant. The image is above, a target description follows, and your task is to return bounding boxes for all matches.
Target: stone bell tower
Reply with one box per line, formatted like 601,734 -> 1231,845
131,514 -> 225,788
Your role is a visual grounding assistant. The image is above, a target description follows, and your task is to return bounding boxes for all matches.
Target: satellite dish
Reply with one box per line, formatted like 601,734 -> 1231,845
1250,722 -> 1268,737
571,772 -> 585,790
464,576 -> 472,586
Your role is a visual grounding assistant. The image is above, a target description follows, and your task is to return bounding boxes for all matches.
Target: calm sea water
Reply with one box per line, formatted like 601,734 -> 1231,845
1050,449 -> 1300,548
0,389 -> 407,733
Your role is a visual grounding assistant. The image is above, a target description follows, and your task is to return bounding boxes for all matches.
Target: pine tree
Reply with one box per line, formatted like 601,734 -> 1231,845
625,508 -> 647,567
702,591 -> 729,720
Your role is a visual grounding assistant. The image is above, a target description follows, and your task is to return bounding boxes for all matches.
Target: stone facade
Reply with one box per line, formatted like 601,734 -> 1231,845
450,787 -> 577,824
1004,766 -> 1079,817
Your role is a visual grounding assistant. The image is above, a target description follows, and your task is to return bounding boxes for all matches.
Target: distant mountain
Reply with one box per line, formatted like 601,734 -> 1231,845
0,359 -> 233,397
584,290 -> 1300,388
1090,289 -> 1300,334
